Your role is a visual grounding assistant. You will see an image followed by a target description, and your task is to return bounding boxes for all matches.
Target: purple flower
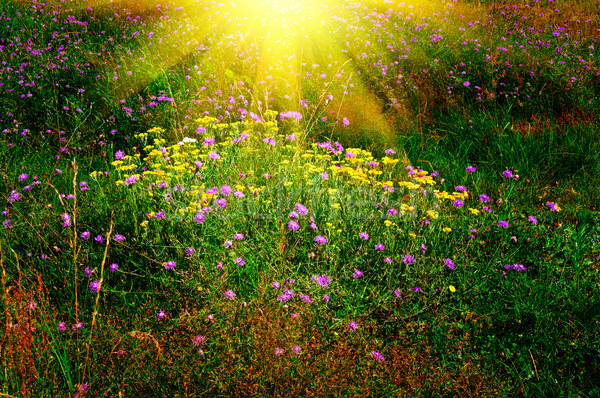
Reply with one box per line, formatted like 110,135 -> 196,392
157,310 -> 165,320
58,322 -> 66,332
347,321 -> 359,331
113,234 -> 125,242
216,198 -> 227,208
80,231 -> 90,240
384,257 -> 393,264
224,290 -> 236,300
314,235 -> 327,245
109,263 -> 119,272
84,267 -> 94,277
194,212 -> 206,223
289,211 -> 299,219
479,194 -> 490,203
271,281 -> 281,289
220,185 -> 232,196
275,347 -> 285,356
465,165 -> 476,173
185,247 -> 196,256
546,202 -> 557,212
413,286 -> 421,293
278,289 -> 294,302
502,170 -> 514,178
352,269 -> 364,279
115,150 -> 125,160
370,351 -> 385,362
359,232 -> 369,241
299,294 -> 313,303
192,335 -> 206,346
403,254 -> 415,265
288,220 -> 299,231
292,345 -> 302,355
528,216 -> 538,224
233,233 -> 244,240
9,190 -> 21,203
455,185 -> 468,192
464,81 -> 470,87
453,200 -> 464,208
394,289 -> 401,297
18,173 -> 28,181
342,117 -> 350,126
497,220 -> 509,228
420,244 -> 427,254
444,258 -> 455,270
295,203 -> 309,215
311,275 -> 331,287
89,280 -> 101,293
164,260 -> 176,270
375,243 -> 385,251
233,257 -> 245,266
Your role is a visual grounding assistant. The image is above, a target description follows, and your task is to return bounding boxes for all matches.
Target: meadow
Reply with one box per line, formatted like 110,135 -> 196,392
1,0 -> 600,396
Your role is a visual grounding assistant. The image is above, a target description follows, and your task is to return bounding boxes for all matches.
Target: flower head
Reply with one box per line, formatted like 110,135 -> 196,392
164,260 -> 176,270
314,235 -> 327,245
370,351 -> 385,362
224,290 -> 236,300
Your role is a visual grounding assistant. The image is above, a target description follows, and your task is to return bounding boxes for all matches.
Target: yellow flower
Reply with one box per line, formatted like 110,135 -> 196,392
140,220 -> 149,227
384,220 -> 396,227
468,208 -> 480,215
448,285 -> 456,293
443,227 -> 452,233
331,203 -> 341,209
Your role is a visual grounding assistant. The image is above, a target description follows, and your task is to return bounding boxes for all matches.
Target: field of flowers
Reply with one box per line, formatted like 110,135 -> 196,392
1,0 -> 600,396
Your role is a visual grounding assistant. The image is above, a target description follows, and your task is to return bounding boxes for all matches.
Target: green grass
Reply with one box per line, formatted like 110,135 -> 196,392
1,0 -> 600,396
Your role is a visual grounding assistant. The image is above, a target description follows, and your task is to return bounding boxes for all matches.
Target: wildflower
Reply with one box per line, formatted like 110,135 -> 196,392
292,345 -> 302,355
208,315 -> 214,323
403,254 -> 415,265
73,322 -> 83,330
287,220 -> 299,231
479,194 -> 490,203
420,244 -> 427,254
192,335 -> 206,346
185,247 -> 195,256
80,181 -> 90,191
289,211 -> 299,219
18,173 -> 28,181
455,185 -> 468,192
413,286 -> 421,292
115,150 -> 125,160
157,310 -> 165,320
385,148 -> 396,154
497,220 -> 509,228
113,234 -> 125,242
375,243 -> 385,251
233,233 -> 244,240
164,260 -> 176,270
26,301 -> 37,311
314,235 -> 327,245
352,269 -> 364,279
194,212 -> 206,224
444,258 -> 455,270
464,81 -> 471,87
271,281 -> 281,289
109,263 -> 119,272
89,280 -> 101,293
359,232 -> 369,241
224,240 -> 233,248
58,322 -> 66,332
124,175 -> 139,186
3,220 -> 11,229
220,185 -> 233,196
323,294 -> 330,302
233,257 -> 245,266
295,203 -> 308,215
421,219 -> 430,226
384,257 -> 393,264
546,202 -> 557,212
84,267 -> 94,277
299,294 -> 313,303
275,348 -> 285,356
394,289 -> 401,297
74,382 -> 89,398
387,208 -> 398,216
216,198 -> 227,208
207,151 -> 220,160
224,290 -> 236,300
155,211 -> 165,220
453,200 -> 464,208
348,321 -> 359,331
278,289 -> 294,302
465,165 -> 476,173
528,216 -> 538,224
342,117 -> 350,125
322,172 -> 329,180
311,275 -> 331,287
370,351 -> 385,362
502,170 -> 514,178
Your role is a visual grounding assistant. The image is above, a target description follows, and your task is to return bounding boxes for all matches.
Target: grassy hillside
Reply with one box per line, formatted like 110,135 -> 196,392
1,0 -> 599,396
